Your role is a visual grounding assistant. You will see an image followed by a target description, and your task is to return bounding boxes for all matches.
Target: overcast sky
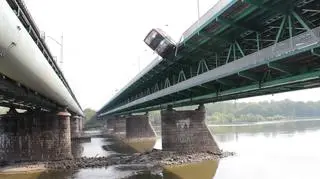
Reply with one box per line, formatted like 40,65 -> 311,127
23,0 -> 320,110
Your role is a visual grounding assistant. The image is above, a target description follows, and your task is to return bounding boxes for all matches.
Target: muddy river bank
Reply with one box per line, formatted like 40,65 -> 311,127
1,149 -> 234,172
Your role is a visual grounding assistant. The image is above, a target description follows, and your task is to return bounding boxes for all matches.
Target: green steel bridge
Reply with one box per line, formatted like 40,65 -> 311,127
98,0 -> 320,117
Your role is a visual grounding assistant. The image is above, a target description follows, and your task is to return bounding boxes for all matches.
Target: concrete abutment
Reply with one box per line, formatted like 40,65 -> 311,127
161,105 -> 220,153
0,109 -> 72,162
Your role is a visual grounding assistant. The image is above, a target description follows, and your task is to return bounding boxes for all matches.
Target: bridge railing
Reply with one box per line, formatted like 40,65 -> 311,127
182,0 -> 237,43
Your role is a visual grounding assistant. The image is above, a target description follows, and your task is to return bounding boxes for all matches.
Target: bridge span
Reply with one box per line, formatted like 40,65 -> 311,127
98,0 -> 320,153
0,0 -> 83,162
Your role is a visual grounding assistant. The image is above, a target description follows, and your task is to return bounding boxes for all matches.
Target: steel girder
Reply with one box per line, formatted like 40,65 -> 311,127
98,0 -> 320,116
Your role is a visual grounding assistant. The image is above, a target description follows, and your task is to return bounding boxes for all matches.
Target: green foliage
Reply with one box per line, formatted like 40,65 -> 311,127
80,100 -> 320,127
205,100 -> 320,124
82,108 -> 104,129
83,108 -> 96,122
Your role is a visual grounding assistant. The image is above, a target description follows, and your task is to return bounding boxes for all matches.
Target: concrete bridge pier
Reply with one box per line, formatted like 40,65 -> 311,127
106,117 -> 116,133
0,109 -> 72,162
161,104 -> 220,153
125,113 -> 156,140
79,117 -> 83,132
71,116 -> 81,139
113,116 -> 126,136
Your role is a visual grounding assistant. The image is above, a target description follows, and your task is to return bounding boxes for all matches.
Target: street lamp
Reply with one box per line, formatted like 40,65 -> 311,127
45,34 -> 64,70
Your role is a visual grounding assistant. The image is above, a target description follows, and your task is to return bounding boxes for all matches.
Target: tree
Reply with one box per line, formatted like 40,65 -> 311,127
83,108 -> 96,122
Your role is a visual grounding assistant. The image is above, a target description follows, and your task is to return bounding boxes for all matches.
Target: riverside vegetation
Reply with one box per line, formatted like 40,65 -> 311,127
84,100 -> 320,128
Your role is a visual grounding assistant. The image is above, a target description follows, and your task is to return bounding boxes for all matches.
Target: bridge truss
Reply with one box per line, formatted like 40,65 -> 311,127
98,0 -> 320,116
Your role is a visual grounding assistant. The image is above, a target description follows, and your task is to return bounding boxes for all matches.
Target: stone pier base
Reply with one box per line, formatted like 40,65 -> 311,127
71,116 -> 81,139
113,117 -> 126,136
161,105 -> 220,153
126,114 -> 156,140
79,117 -> 83,132
0,109 -> 73,162
106,118 -> 116,133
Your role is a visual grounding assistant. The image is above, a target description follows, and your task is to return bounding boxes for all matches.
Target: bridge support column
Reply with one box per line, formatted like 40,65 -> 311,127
71,116 -> 81,139
113,117 -> 126,136
79,117 -> 83,132
126,114 -> 156,140
0,109 -> 72,162
106,118 -> 115,133
161,104 -> 220,153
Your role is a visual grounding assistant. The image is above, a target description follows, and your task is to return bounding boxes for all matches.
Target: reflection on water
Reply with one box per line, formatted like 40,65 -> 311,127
125,160 -> 219,179
0,170 -> 74,179
212,119 -> 320,135
163,160 -> 219,179
125,140 -> 156,153
3,119 -> 320,179
0,168 -> 137,179
0,173 -> 41,179
104,137 -> 156,154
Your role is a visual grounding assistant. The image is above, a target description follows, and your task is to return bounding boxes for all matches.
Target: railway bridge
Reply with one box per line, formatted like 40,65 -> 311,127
98,0 -> 320,153
0,0 -> 83,162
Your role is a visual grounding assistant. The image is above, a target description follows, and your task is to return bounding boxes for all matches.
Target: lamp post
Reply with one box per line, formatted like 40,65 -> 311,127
46,34 -> 64,71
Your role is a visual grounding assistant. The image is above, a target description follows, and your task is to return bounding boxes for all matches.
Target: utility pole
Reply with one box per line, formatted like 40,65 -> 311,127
46,33 -> 64,71
60,34 -> 64,70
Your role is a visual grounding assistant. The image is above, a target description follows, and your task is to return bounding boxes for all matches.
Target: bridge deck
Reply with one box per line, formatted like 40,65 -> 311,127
99,0 -> 320,116
0,0 -> 82,114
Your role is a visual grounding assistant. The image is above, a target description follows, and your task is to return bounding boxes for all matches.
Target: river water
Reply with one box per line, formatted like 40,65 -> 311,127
2,119 -> 320,179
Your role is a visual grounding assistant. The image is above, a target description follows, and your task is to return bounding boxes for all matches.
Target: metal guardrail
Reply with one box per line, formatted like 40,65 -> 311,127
181,0 -> 237,43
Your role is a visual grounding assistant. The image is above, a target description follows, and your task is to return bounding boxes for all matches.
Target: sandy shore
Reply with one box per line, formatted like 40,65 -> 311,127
0,164 -> 46,174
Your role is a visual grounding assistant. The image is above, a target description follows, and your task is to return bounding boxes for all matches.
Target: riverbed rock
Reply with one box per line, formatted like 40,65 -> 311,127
0,149 -> 235,171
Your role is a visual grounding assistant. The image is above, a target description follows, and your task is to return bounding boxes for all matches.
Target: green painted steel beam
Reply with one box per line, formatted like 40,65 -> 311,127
101,38 -> 320,116
199,84 -> 216,91
113,70 -> 320,115
235,41 -> 245,57
267,62 -> 296,74
226,44 -> 233,64
98,0 -> 320,116
216,17 -> 261,32
238,71 -> 260,82
181,0 -> 239,43
180,70 -> 320,105
311,48 -> 320,57
256,32 -> 260,51
243,0 -> 290,15
291,11 -> 313,30
233,44 -> 236,61
200,32 -> 233,43
178,5 -> 258,61
212,6 -> 258,36
216,79 -> 235,86
187,88 -> 202,94
274,15 -> 287,45
184,43 -> 213,55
